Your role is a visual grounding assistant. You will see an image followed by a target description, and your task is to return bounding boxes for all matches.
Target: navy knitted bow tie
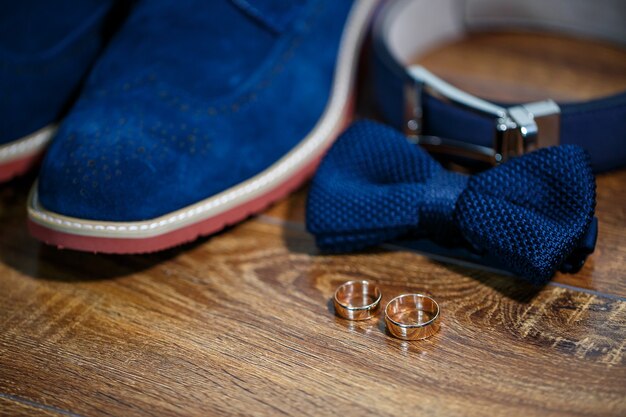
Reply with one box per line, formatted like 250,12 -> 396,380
306,121 -> 597,283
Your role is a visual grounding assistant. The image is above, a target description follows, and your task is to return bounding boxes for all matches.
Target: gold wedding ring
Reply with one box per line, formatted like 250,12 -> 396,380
333,280 -> 382,320
385,294 -> 440,340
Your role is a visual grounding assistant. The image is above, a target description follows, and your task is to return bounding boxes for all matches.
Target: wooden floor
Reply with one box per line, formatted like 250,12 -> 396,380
1,32 -> 625,417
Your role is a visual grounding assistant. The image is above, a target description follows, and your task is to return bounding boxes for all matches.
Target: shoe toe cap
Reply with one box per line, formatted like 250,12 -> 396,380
37,109 -> 214,222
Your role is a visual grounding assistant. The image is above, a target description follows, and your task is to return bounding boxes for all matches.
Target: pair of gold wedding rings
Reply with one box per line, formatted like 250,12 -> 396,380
333,280 -> 440,340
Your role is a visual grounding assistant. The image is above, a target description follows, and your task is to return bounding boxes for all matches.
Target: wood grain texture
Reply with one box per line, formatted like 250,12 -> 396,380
0,395 -> 73,417
1,30 -> 625,417
416,31 -> 626,102
0,217 -> 625,416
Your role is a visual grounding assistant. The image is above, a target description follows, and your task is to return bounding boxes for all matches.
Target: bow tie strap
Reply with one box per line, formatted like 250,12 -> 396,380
306,120 -> 597,283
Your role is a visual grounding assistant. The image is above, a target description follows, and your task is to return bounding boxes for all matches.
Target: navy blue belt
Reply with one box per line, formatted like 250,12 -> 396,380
372,0 -> 626,172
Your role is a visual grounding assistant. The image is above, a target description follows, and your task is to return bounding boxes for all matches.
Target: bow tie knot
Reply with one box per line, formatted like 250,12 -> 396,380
416,170 -> 467,238
306,121 -> 597,283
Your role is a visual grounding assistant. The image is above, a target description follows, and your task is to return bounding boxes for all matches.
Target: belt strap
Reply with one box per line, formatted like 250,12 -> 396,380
372,0 -> 626,172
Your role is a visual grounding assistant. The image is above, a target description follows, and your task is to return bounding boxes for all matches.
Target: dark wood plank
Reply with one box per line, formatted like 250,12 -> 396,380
417,31 -> 626,102
0,395 -> 72,417
0,220 -> 624,416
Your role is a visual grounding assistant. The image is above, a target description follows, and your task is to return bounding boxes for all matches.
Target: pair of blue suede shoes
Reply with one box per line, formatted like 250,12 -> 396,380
1,0 -> 378,253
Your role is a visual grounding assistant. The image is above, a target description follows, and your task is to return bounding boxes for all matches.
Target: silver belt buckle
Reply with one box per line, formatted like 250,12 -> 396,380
403,65 -> 561,164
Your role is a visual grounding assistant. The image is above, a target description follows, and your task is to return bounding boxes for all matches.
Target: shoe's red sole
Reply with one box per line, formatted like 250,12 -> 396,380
28,96 -> 354,254
0,153 -> 42,183
28,149 -> 325,253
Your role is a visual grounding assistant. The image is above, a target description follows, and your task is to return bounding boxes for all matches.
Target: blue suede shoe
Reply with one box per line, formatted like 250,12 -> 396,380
28,0 -> 378,253
0,0 -> 126,182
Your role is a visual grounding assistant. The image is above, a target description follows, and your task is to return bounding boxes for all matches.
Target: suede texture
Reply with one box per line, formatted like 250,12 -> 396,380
39,0 -> 354,221
0,0 -> 126,144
